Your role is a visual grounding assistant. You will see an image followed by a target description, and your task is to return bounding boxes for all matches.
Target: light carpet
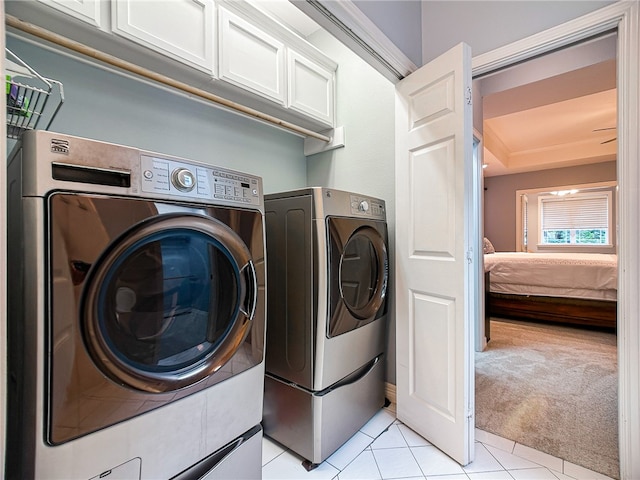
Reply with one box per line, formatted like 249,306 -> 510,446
475,318 -> 618,479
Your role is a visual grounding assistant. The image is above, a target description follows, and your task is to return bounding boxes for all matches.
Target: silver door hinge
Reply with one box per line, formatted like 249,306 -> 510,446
466,248 -> 473,264
466,87 -> 472,105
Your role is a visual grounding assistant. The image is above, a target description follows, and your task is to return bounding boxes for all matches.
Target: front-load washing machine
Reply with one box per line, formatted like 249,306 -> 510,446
6,130 -> 266,479
262,187 -> 389,465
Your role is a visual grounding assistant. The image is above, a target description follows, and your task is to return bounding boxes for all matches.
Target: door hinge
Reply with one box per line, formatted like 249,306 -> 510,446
466,248 -> 473,264
466,87 -> 472,105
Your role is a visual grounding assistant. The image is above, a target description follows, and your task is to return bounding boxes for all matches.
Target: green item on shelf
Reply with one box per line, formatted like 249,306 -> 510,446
18,95 -> 31,117
7,86 -> 31,118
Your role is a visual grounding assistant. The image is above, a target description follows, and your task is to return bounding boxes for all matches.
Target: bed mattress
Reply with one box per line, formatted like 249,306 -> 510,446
484,252 -> 618,301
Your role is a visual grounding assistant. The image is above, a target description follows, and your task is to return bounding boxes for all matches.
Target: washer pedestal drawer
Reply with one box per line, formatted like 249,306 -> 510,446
263,354 -> 385,465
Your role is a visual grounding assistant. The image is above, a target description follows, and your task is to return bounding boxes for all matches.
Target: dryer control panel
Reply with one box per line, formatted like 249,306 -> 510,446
350,194 -> 385,219
140,155 -> 261,206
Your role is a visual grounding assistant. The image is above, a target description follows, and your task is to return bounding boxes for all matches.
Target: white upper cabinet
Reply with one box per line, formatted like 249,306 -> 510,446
218,7 -> 285,105
287,50 -> 335,126
112,0 -> 215,74
9,0 -> 337,129
37,0 -> 103,27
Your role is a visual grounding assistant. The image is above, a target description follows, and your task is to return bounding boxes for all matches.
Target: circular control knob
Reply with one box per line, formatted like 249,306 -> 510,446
359,200 -> 369,212
171,168 -> 196,192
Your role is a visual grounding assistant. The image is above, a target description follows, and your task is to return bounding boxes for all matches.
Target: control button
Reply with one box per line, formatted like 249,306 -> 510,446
252,188 -> 258,196
143,170 -> 153,179
359,200 -> 370,212
171,168 -> 196,192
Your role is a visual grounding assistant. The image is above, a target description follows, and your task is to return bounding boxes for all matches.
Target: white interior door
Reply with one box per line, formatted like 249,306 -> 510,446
395,42 -> 475,465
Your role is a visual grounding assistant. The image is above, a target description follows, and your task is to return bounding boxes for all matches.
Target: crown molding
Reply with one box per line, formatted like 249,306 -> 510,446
292,0 -> 417,83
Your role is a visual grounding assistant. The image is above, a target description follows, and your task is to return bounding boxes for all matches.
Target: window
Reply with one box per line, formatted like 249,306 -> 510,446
520,193 -> 528,251
539,191 -> 612,246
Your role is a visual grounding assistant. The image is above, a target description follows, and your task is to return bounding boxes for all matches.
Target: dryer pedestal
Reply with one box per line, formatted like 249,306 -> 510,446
263,354 -> 384,465
172,425 -> 262,480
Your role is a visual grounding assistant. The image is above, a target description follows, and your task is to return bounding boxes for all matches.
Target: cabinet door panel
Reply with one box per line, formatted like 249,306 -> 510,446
218,7 -> 285,104
37,0 -> 102,27
288,50 -> 334,127
112,0 -> 214,73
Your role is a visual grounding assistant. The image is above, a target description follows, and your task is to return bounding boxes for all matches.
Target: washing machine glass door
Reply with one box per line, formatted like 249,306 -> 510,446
82,213 -> 258,393
327,217 -> 389,337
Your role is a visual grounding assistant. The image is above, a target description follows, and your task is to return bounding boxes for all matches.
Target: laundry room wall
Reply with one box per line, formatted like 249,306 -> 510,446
305,29 -> 397,385
5,36 -> 308,194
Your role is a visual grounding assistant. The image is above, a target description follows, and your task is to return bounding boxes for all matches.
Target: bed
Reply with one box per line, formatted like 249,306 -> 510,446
484,252 -> 618,330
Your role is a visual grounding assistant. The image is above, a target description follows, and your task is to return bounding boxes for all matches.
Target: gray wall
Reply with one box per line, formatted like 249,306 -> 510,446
352,0 -> 422,67
484,161 -> 617,252
6,36 -> 308,193
421,1 -> 616,63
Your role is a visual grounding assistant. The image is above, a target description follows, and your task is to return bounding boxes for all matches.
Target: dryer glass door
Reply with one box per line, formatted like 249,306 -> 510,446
83,213 -> 258,392
327,218 -> 389,337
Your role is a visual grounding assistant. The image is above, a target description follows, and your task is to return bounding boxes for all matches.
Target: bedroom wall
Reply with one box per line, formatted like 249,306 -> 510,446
484,161 -> 617,252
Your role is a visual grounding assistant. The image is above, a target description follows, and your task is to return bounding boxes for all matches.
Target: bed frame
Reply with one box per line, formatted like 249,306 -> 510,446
486,274 -> 617,331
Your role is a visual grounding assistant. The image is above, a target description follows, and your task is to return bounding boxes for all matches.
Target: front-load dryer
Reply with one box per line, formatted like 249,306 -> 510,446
262,187 -> 389,465
6,130 -> 266,479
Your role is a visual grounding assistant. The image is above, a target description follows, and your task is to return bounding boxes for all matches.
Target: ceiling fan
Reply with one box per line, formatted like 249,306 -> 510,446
593,126 -> 617,144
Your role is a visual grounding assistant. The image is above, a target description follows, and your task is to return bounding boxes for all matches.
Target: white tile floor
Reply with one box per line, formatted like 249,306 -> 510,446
262,407 -> 615,480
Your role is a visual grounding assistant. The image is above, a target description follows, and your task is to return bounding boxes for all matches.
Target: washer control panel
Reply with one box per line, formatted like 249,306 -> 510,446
140,155 -> 261,206
171,168 -> 196,192
350,194 -> 385,219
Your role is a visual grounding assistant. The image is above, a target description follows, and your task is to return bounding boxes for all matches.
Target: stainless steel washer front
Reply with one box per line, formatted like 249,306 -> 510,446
6,131 -> 266,479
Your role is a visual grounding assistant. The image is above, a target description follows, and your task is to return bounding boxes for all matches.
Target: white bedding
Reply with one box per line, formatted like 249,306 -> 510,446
484,252 -> 618,301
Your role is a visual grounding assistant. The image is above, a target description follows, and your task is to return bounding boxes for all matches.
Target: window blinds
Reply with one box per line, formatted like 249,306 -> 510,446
541,194 -> 609,230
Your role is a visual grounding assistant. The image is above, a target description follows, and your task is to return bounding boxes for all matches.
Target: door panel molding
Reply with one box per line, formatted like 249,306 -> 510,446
395,42 -> 474,466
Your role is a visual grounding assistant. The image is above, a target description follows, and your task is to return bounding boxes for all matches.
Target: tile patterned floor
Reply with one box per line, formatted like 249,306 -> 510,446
262,407 -> 614,480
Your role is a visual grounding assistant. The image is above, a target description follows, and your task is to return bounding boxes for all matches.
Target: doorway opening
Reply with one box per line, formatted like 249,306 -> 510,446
474,32 -> 619,479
